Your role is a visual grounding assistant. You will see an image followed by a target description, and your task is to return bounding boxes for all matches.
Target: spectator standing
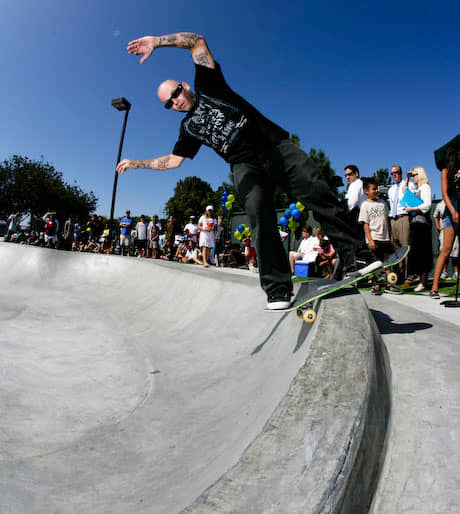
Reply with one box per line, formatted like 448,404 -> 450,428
198,205 -> 217,268
184,215 -> 199,243
388,165 -> 415,284
63,216 -> 73,250
403,167 -> 433,292
135,215 -> 148,257
7,212 -> 20,241
344,165 -> 366,243
147,214 -> 161,259
165,215 -> 176,246
431,145 -> 460,298
120,210 -> 133,256
44,214 -> 58,248
358,178 -> 394,295
214,215 -> 226,267
433,201 -> 460,282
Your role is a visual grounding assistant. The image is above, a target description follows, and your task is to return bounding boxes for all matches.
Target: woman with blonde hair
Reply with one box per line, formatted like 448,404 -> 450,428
404,167 -> 433,291
198,205 -> 217,267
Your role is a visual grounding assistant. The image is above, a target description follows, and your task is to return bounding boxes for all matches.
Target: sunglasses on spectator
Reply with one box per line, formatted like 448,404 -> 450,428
164,84 -> 183,109
391,171 -> 402,175
345,172 -> 355,177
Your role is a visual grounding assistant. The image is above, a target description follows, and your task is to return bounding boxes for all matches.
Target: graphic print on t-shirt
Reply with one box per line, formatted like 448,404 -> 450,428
183,93 -> 248,155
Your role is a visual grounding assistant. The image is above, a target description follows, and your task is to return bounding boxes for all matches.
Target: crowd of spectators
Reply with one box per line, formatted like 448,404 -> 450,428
2,207 -> 260,272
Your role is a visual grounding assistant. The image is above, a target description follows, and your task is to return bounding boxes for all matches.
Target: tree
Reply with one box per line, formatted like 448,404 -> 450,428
372,168 -> 391,186
164,176 -> 215,228
0,155 -> 98,227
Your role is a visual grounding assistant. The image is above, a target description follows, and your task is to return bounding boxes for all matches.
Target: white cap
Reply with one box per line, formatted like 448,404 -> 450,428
206,205 -> 214,211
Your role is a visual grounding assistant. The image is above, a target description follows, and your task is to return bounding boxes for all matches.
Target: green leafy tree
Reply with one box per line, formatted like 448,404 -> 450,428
0,155 -> 97,227
372,168 -> 391,186
164,176 -> 215,228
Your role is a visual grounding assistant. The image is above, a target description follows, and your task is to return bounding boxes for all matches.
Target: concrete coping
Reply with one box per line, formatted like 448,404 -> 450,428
184,290 -> 391,513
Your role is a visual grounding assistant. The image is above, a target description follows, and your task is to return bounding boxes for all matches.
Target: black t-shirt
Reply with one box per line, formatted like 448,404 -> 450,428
172,62 -> 289,164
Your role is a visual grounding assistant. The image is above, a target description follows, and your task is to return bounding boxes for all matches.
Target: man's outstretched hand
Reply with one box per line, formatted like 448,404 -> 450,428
127,36 -> 157,64
117,159 -> 132,175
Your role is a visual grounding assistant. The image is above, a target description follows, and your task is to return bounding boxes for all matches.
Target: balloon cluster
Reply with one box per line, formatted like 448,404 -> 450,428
221,191 -> 235,211
234,223 -> 251,241
279,202 -> 305,232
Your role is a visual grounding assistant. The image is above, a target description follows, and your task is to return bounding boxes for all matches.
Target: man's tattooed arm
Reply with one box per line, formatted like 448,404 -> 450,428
116,154 -> 185,175
155,32 -> 215,69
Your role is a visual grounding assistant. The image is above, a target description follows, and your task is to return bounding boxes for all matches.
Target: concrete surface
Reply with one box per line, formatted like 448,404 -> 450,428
364,291 -> 460,514
0,244 -> 390,513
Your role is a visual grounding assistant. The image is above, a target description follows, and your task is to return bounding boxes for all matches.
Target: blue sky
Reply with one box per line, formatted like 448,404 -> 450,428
1,0 -> 459,218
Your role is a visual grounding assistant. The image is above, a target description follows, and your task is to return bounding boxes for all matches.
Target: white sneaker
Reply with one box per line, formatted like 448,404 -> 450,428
453,272 -> 459,281
440,271 -> 448,280
266,299 -> 292,310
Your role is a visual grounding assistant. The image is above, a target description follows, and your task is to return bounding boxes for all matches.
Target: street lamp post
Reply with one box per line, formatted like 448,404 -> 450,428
110,97 -> 131,223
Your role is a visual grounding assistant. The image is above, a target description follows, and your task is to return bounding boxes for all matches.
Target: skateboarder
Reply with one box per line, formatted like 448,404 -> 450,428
116,32 -> 375,309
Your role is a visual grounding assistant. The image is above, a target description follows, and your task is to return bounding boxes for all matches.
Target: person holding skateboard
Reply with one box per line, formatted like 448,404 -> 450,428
116,32 -> 375,309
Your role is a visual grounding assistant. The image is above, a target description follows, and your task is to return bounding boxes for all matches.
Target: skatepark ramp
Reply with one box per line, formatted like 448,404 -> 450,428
0,244 -> 390,513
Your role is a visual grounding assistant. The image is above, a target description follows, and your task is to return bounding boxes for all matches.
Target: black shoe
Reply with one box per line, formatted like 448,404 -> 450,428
266,290 -> 292,310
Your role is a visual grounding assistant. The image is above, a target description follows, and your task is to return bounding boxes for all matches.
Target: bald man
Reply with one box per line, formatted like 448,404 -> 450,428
117,32 -> 366,309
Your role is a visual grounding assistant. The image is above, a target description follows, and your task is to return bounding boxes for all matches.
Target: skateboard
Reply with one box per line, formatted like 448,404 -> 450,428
266,245 -> 410,323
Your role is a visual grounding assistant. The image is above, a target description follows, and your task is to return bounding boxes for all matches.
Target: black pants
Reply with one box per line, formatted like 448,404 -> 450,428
231,140 -> 361,297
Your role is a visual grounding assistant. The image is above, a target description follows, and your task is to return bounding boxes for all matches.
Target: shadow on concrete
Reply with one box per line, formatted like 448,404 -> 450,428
370,309 -> 432,334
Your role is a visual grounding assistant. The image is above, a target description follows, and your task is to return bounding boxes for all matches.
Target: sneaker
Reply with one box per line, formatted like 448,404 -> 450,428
453,272 -> 459,281
385,285 -> 403,295
266,291 -> 292,310
429,290 -> 440,299
440,271 -> 448,280
414,283 -> 425,292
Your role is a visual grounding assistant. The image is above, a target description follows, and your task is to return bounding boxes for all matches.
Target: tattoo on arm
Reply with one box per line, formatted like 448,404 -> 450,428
157,32 -> 203,49
195,51 -> 210,66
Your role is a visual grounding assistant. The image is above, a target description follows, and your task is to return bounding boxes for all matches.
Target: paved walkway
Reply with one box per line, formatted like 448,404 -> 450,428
364,291 -> 460,514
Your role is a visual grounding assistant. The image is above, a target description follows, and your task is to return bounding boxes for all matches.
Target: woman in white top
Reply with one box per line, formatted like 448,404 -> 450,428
198,205 -> 217,267
405,167 -> 433,291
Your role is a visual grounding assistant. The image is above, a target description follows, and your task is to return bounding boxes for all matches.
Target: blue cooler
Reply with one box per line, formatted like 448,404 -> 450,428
294,261 -> 309,278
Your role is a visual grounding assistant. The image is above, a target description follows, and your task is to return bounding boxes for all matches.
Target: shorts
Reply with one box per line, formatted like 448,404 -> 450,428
44,235 -> 57,244
442,196 -> 458,230
120,234 -> 130,247
136,239 -> 147,250
148,240 -> 158,249
370,240 -> 393,262
289,251 -> 303,260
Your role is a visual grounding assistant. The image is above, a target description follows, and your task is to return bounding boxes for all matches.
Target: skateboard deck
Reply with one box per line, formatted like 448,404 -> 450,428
266,245 -> 410,322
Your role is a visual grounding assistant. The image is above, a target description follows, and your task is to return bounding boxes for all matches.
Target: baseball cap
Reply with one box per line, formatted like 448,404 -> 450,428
206,205 -> 214,211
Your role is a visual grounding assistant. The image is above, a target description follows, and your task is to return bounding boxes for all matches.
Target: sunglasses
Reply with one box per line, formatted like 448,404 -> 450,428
345,172 -> 354,177
164,84 -> 183,109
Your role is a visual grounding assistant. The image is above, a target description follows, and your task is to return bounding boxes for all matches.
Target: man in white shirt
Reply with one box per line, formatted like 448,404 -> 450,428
289,225 -> 320,273
183,215 -> 199,242
344,165 -> 367,245
387,165 -> 414,282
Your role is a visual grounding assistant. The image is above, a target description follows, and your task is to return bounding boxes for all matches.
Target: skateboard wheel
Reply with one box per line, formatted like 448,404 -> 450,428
303,309 -> 316,323
387,272 -> 398,284
296,309 -> 303,319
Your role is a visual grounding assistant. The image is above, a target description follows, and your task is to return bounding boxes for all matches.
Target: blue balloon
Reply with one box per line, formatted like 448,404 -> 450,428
237,224 -> 244,233
221,195 -> 227,202
222,191 -> 229,198
222,203 -> 227,210
284,210 -> 292,219
289,203 -> 297,212
280,216 -> 289,227
292,208 -> 301,220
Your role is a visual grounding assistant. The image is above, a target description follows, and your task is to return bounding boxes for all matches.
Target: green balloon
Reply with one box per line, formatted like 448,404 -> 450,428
243,227 -> 250,236
234,230 -> 243,240
225,200 -> 233,210
227,194 -> 235,202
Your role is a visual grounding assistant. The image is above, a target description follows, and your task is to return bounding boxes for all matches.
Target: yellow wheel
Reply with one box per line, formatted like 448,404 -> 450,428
296,308 -> 304,319
387,272 -> 398,285
303,309 -> 317,324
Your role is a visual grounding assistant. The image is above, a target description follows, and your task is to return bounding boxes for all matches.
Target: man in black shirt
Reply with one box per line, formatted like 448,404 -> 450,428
117,32 -> 364,309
